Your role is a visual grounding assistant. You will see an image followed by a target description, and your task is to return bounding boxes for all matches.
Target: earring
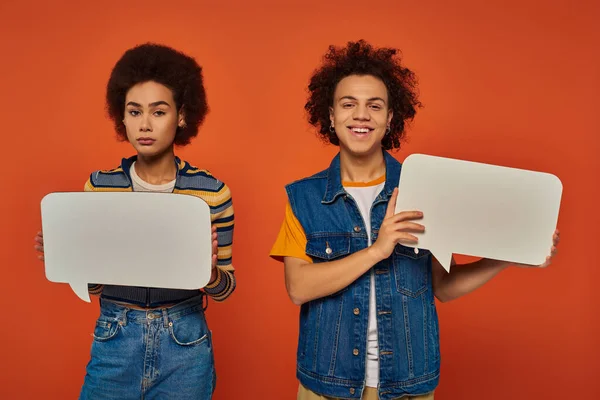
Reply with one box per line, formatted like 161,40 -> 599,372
385,126 -> 391,135
179,121 -> 187,129
329,124 -> 335,133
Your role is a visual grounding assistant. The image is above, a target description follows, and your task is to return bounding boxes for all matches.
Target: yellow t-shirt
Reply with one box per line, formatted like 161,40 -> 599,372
270,200 -> 312,263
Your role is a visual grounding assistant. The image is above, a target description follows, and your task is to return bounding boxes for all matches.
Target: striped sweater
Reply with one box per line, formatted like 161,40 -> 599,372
85,155 -> 235,303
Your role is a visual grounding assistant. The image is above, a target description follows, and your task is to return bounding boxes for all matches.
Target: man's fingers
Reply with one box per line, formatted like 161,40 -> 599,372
393,221 -> 425,232
384,188 -> 399,218
542,256 -> 551,268
397,233 -> 419,244
388,211 -> 423,224
35,230 -> 45,261
381,219 -> 424,235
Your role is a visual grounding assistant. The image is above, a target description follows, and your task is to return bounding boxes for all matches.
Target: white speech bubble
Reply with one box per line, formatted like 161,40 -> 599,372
395,154 -> 562,272
41,192 -> 213,302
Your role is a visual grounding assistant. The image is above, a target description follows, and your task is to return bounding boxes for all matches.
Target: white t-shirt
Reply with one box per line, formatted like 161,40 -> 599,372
130,162 -> 176,193
344,180 -> 385,388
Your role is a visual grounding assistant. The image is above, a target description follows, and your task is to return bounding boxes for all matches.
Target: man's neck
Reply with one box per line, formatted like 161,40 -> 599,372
339,148 -> 386,183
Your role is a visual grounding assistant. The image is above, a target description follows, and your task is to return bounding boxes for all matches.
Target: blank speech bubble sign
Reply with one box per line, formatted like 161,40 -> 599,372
395,154 -> 562,272
41,192 -> 212,302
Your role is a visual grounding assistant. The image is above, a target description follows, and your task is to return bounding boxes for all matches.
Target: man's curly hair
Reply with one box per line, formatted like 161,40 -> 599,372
106,43 -> 208,146
305,40 -> 421,150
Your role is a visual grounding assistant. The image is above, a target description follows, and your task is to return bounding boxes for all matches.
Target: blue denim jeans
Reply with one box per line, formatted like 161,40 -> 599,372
79,295 -> 215,399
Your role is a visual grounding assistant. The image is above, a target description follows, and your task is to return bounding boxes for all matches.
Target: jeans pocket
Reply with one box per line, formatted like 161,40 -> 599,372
168,312 -> 209,346
92,318 -> 121,342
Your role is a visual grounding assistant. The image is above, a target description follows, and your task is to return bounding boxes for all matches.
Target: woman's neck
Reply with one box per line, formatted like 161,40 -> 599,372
134,149 -> 177,185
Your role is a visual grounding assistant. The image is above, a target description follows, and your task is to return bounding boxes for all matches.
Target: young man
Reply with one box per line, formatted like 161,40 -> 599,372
270,40 -> 559,400
34,43 -> 234,399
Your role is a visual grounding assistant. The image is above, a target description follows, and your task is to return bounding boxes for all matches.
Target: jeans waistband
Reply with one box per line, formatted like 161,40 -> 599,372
99,294 -> 206,326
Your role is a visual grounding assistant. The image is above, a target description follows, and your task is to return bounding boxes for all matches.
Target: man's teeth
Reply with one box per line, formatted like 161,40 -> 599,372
351,127 -> 370,133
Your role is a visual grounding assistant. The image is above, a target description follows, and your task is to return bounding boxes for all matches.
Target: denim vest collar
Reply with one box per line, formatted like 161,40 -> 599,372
322,149 -> 401,204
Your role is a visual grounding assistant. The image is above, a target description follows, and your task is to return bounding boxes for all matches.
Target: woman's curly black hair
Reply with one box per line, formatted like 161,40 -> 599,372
106,43 -> 208,146
305,40 -> 422,150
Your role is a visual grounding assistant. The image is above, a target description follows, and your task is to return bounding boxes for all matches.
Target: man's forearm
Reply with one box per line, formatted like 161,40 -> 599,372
284,247 -> 383,305
434,258 -> 510,302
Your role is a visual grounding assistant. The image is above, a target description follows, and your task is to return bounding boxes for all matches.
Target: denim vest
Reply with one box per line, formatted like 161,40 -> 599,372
286,151 -> 440,399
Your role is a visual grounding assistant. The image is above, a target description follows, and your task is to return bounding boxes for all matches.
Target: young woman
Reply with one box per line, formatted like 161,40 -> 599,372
35,43 -> 235,399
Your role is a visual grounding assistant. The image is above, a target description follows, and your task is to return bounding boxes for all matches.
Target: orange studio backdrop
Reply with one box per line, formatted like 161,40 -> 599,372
0,1 -> 598,399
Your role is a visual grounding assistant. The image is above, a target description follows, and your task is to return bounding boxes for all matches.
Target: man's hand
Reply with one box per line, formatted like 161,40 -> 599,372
34,231 -> 45,261
370,188 -> 425,262
513,229 -> 560,268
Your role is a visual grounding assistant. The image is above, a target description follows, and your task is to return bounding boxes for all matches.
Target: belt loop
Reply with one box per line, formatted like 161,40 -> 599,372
120,308 -> 129,327
162,308 -> 169,328
202,293 -> 208,311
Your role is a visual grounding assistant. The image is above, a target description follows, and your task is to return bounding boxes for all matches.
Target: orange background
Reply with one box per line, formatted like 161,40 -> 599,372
0,1 -> 598,399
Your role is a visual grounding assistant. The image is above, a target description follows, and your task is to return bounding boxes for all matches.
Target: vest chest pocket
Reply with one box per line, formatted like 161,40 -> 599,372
393,244 -> 430,297
306,234 -> 352,296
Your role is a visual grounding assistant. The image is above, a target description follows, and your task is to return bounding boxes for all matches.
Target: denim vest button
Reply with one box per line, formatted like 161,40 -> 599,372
353,348 -> 359,356
349,388 -> 356,395
325,247 -> 332,255
353,308 -> 360,315
353,226 -> 361,232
